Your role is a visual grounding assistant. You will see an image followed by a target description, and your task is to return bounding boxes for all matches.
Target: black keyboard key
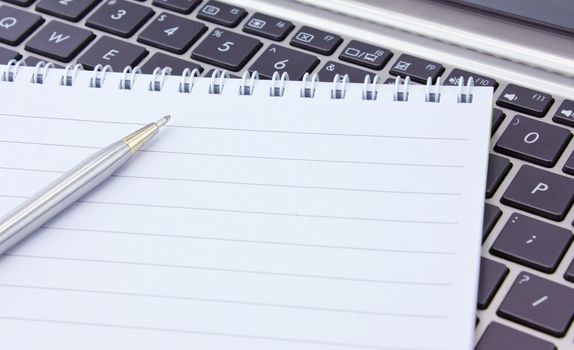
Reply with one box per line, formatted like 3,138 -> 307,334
563,150 -> 574,176
36,0 -> 98,22
497,84 -> 554,117
2,0 -> 36,7
389,54 -> 444,83
152,0 -> 201,14
383,77 -> 419,85
476,322 -> 556,350
444,68 -> 498,90
338,40 -> 392,71
486,154 -> 512,198
290,26 -> 342,55
498,272 -> 574,337
502,165 -> 574,221
477,258 -> 508,309
204,68 -> 237,78
78,35 -> 147,71
491,108 -> 505,135
0,46 -> 21,63
0,5 -> 43,45
141,52 -> 202,75
197,0 -> 246,28
138,12 -> 206,54
553,99 -> 574,128
25,20 -> 94,62
318,61 -> 377,83
242,12 -> 293,41
86,0 -> 154,38
249,44 -> 318,80
494,115 -> 571,167
491,213 -> 572,272
23,55 -> 63,67
483,203 -> 501,242
191,28 -> 261,71
565,259 -> 574,283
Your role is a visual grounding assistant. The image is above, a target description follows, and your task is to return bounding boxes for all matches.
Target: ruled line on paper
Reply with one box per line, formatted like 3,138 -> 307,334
0,113 -> 468,141
0,316 -> 440,350
5,254 -> 453,287
0,283 -> 448,319
0,166 -> 462,197
0,195 -> 459,225
38,226 -> 456,256
0,140 -> 466,168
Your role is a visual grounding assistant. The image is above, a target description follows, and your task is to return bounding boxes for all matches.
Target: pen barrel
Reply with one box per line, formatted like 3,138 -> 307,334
0,141 -> 132,255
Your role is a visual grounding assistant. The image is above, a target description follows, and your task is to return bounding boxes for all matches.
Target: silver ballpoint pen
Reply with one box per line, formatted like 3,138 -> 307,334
0,115 -> 170,255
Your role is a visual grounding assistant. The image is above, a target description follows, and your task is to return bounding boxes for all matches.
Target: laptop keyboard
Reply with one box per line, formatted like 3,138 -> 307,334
0,0 -> 573,347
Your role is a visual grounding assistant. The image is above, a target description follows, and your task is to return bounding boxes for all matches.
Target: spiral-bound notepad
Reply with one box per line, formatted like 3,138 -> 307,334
0,64 -> 492,350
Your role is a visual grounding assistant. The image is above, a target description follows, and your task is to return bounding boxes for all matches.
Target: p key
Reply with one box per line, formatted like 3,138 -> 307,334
502,165 -> 574,221
494,115 -> 571,167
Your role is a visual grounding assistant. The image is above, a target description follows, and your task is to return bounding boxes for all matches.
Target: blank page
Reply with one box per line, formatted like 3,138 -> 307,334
0,67 -> 492,350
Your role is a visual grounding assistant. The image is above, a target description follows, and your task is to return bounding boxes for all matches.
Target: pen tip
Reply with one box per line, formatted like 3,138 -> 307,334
156,115 -> 170,128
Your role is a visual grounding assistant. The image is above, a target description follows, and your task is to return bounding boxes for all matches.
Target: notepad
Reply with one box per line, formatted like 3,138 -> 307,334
0,66 -> 492,350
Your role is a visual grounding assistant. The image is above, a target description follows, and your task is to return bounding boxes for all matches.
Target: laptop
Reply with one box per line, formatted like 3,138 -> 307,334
0,0 -> 573,347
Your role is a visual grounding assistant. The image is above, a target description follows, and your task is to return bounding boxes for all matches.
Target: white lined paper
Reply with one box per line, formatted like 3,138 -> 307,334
0,67 -> 492,350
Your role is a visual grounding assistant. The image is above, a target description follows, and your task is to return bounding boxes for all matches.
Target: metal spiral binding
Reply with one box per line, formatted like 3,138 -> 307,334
393,76 -> 410,101
119,66 -> 141,90
270,72 -> 288,97
149,67 -> 171,92
425,77 -> 441,103
89,64 -> 112,88
31,61 -> 54,84
1,59 -> 25,82
61,63 -> 83,86
362,75 -> 379,100
331,74 -> 350,99
300,72 -> 319,98
209,69 -> 229,94
457,76 -> 474,103
179,67 -> 201,93
239,71 -> 258,96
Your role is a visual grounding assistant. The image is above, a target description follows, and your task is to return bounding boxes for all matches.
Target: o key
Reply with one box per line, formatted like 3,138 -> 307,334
494,115 -> 571,167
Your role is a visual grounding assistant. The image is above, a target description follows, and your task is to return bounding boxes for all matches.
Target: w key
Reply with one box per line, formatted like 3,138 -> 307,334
494,115 -> 571,167
502,165 -> 574,221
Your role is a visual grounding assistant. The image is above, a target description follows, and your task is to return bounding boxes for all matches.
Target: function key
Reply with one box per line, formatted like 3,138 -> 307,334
494,115 -> 571,167
0,46 -> 21,64
36,0 -> 99,22
444,68 -> 498,90
339,40 -> 392,70
317,60 -> 377,83
477,258 -> 508,309
0,5 -> 44,45
78,35 -> 147,70
290,26 -> 342,55
152,0 -> 201,14
138,13 -> 206,54
552,100 -> 574,128
491,213 -> 572,273
197,0 -> 246,28
191,28 -> 261,71
497,84 -> 554,117
501,165 -> 574,221
86,0 -> 154,38
141,52 -> 202,75
389,54 -> 444,83
476,322 -> 556,350
25,20 -> 94,62
249,44 -> 318,80
242,12 -> 293,41
498,272 -> 574,337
